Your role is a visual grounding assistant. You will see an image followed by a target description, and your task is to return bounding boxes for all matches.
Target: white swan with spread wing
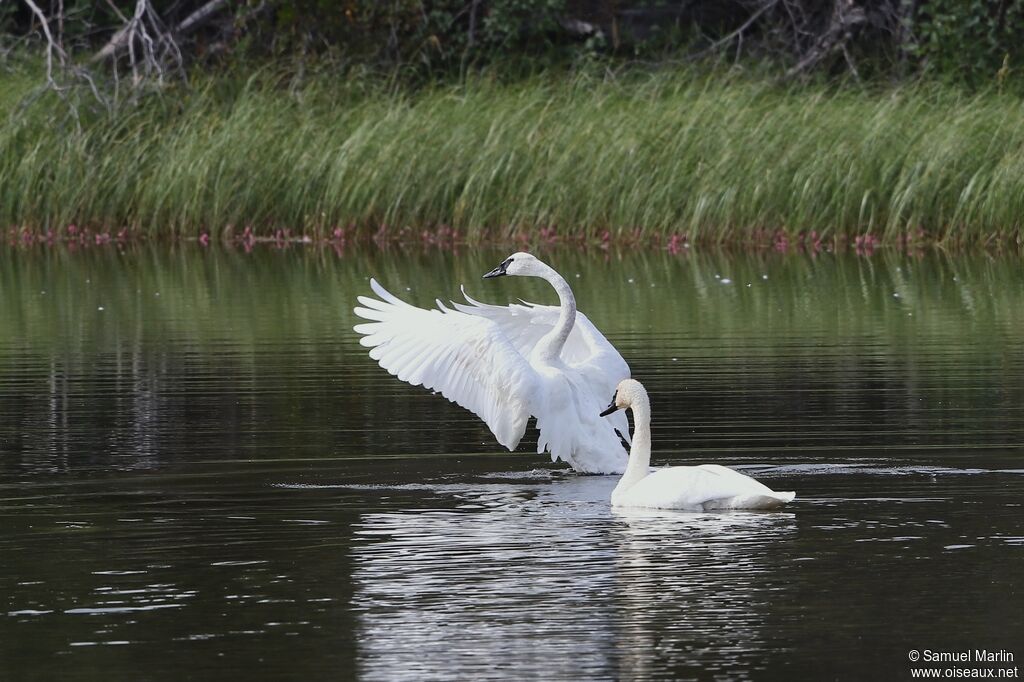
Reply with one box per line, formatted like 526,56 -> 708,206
353,253 -> 631,474
601,379 -> 795,510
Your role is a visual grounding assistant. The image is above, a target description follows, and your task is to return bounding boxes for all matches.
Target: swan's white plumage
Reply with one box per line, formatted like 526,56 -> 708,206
453,288 -> 628,375
606,379 -> 795,511
451,288 -> 631,446
616,464 -> 796,511
355,279 -> 536,449
353,254 -> 632,474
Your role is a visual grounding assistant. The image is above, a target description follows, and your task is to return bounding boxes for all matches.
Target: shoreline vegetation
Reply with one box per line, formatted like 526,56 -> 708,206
3,67 -> 1024,251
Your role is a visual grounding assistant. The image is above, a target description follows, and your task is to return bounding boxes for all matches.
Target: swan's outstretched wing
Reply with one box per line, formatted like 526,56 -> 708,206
354,279 -> 540,450
453,289 -> 624,368
453,289 -> 631,442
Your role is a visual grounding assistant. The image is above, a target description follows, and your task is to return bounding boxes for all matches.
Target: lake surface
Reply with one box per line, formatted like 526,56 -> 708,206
1,245 -> 1022,680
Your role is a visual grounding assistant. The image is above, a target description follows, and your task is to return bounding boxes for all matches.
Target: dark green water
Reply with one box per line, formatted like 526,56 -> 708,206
1,246 -> 1022,681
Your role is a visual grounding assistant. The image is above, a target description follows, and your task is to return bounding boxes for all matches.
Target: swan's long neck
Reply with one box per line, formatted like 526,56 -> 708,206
615,395 -> 652,495
533,264 -> 576,362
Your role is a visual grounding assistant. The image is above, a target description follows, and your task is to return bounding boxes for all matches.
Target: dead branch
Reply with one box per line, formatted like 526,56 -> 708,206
21,0 -> 66,89
785,0 -> 867,78
688,0 -> 780,61
82,0 -> 190,98
177,0 -> 230,35
19,0 -> 110,119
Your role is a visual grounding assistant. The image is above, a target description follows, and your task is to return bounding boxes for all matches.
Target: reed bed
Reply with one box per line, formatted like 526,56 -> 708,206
2,69 -> 1024,246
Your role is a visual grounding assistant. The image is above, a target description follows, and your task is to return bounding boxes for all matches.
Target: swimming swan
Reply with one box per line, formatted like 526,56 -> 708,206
600,379 -> 795,510
353,253 -> 632,474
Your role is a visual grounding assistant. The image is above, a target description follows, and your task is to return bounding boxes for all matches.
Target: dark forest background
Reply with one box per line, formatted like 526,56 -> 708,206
2,1 -> 1023,87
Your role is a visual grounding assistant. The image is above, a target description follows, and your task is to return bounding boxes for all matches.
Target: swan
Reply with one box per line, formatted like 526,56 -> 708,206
600,379 -> 795,510
353,252 -> 632,474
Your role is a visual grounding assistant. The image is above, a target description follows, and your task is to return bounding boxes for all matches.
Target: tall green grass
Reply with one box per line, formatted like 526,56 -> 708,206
2,68 -> 1024,244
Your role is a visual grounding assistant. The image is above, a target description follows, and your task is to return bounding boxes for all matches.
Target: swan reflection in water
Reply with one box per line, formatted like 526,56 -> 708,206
608,507 -> 797,679
350,478 -> 796,680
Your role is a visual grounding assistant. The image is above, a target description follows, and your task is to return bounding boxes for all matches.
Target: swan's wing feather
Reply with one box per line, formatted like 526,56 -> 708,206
455,288 -> 631,442
692,464 -> 777,493
631,465 -> 789,509
452,288 -> 553,358
456,287 -> 628,370
531,371 -> 630,473
354,279 -> 539,450
569,310 -> 632,442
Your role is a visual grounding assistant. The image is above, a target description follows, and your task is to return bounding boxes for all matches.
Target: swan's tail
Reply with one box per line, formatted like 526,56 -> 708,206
703,491 -> 795,511
770,491 -> 796,504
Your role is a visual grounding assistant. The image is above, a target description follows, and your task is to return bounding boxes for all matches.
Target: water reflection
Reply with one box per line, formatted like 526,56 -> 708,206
2,246 -> 1022,476
610,509 -> 797,680
353,507 -> 618,677
350,477 -> 797,680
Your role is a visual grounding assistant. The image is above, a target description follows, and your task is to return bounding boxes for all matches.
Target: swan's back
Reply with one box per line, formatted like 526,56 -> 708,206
612,464 -> 795,511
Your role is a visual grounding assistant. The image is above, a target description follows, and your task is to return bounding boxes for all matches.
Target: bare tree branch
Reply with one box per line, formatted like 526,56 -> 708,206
688,0 -> 779,61
18,0 -> 113,121
785,0 -> 867,78
177,0 -> 229,36
84,0 -> 190,98
21,0 -> 66,89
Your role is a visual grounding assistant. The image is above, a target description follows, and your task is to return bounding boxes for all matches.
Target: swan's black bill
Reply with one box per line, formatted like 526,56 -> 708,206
614,428 -> 630,452
482,266 -> 505,279
599,401 -> 619,417
483,257 -> 512,279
